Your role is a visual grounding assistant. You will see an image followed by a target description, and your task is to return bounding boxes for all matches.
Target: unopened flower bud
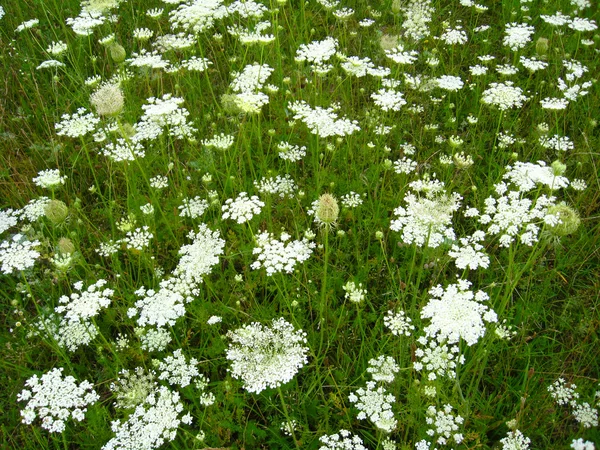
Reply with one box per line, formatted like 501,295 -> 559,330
315,193 -> 339,229
109,43 -> 126,63
536,37 -> 549,57
58,237 -> 76,254
551,160 -> 567,176
547,203 -> 580,236
45,200 -> 69,224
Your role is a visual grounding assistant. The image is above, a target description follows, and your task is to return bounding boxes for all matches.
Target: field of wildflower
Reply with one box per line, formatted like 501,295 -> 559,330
1,0 -> 599,448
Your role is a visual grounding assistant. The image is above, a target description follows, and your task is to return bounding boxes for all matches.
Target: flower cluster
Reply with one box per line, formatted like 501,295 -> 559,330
251,230 -> 315,276
0,234 -> 40,274
103,386 -> 192,450
18,368 -> 99,433
288,100 -> 360,138
226,318 -> 309,393
425,404 -> 464,445
421,279 -> 497,346
348,381 -> 397,433
390,188 -> 461,248
222,192 -> 264,223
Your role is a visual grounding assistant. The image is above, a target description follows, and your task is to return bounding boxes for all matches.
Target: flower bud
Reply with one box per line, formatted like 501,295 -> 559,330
109,43 -> 126,63
58,237 -> 76,254
536,37 -> 549,57
45,200 -> 69,224
547,203 -> 580,236
315,193 -> 339,229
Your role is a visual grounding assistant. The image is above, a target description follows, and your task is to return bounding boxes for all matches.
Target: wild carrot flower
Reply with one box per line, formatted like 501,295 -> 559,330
226,318 -> 309,394
18,368 -> 99,433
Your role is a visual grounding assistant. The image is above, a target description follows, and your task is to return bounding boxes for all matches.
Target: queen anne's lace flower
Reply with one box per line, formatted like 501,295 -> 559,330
226,318 -> 309,393
319,429 -> 367,450
103,386 -> 191,450
348,381 -> 397,433
481,81 -> 527,110
421,279 -> 497,346
0,234 -> 40,274
390,188 -> 461,248
288,101 -> 360,138
252,231 -> 315,276
18,368 -> 99,433
55,108 -> 100,138
222,192 -> 264,223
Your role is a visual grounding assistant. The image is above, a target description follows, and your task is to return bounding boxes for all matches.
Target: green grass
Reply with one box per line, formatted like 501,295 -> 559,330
1,0 -> 599,449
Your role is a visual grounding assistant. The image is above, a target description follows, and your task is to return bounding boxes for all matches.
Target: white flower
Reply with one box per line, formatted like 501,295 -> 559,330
421,279 -> 497,346
548,378 -> 579,406
571,438 -> 596,450
414,336 -> 464,380
0,234 -> 40,274
342,280 -> 366,303
156,349 -> 200,388
178,196 -> 209,219
481,81 -> 528,110
102,386 -> 189,450
500,430 -> 531,450
55,279 -> 114,322
384,309 -> 414,336
288,100 -> 360,138
251,230 -> 315,276
436,75 -> 465,92
254,174 -> 297,198
32,169 -> 67,189
503,23 -> 535,51
425,404 -> 464,445
55,108 -> 100,138
121,226 -> 153,250
390,188 -> 461,248
226,318 -> 309,393
222,192 -> 264,223
367,356 -> 399,383
0,209 -> 18,235
349,381 -> 397,433
371,88 -> 407,111
319,430 -> 367,450
295,37 -> 338,73
18,368 -> 99,433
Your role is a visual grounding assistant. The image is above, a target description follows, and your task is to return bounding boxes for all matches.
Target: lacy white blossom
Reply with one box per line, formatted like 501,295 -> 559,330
425,404 -> 464,446
156,349 -> 199,387
384,309 -> 414,336
0,234 -> 40,274
226,318 -> 309,393
421,279 -> 497,346
103,386 -> 191,450
366,356 -> 399,383
348,381 -> 397,433
251,231 -> 315,276
481,81 -> 527,110
390,188 -> 461,248
18,368 -> 99,433
319,430 -> 367,450
503,23 -> 535,51
414,336 -> 464,380
288,100 -> 360,138
222,192 -> 264,223
500,430 -> 531,450
178,196 -> 209,218
55,279 -> 114,322
55,108 -> 100,138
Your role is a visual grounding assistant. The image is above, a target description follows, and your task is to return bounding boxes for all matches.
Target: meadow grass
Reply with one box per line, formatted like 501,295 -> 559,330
0,0 -> 599,449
